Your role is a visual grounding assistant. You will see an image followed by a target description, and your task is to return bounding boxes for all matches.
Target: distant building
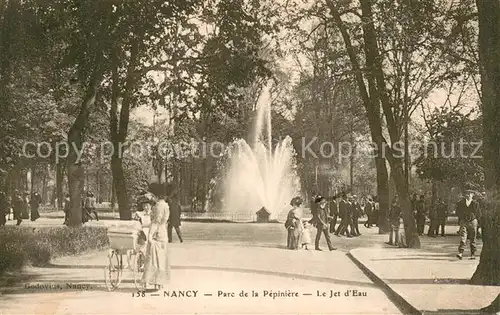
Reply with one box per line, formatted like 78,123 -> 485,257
256,207 -> 270,223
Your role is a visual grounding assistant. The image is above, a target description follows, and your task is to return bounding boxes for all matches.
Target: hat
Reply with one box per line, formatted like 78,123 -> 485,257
290,196 -> 303,207
315,196 -> 327,204
148,182 -> 166,198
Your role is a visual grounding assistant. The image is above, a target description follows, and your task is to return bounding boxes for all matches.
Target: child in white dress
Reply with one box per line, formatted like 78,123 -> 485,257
301,221 -> 312,250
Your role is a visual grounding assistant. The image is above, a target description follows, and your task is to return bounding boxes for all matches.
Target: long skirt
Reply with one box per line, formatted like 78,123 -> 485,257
21,205 -> 29,219
30,207 -> 40,221
0,210 -> 5,226
142,239 -> 170,286
397,222 -> 408,248
287,228 -> 301,249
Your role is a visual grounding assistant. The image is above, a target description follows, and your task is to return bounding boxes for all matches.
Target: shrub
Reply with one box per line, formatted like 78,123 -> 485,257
0,226 -> 109,275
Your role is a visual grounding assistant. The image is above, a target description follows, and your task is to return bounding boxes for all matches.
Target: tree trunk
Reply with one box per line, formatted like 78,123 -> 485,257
358,0 -> 418,245
96,169 -> 100,203
164,158 -> 169,184
376,157 -> 390,233
431,180 -> 437,216
108,39 -> 140,220
471,0 -> 500,296
56,162 -> 64,209
67,163 -> 84,225
66,67 -> 103,226
30,166 -> 35,195
391,161 -> 420,248
404,120 -> 410,184
111,181 -> 116,209
471,204 -> 500,285
477,0 -> 500,189
111,156 -> 131,220
41,164 -> 48,203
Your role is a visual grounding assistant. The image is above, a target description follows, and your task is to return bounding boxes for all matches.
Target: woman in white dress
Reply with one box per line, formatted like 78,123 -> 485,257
126,194 -> 153,268
135,192 -> 154,236
142,183 -> 170,290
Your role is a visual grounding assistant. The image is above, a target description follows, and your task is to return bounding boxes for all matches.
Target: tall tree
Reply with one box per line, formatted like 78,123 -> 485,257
470,0 -> 500,302
325,0 -> 418,245
415,106 -> 483,192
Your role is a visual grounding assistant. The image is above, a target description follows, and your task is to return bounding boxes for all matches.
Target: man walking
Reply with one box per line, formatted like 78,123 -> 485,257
364,197 -> 374,228
335,193 -> 350,237
387,196 -> 401,246
351,195 -> 361,236
167,190 -> 183,243
427,201 -> 437,238
329,195 -> 338,234
30,192 -> 42,221
314,196 -> 335,251
63,193 -> 70,225
456,190 -> 479,260
0,191 -> 6,226
309,190 -> 320,226
415,195 -> 426,236
436,198 -> 448,237
372,196 -> 380,227
13,191 -> 24,226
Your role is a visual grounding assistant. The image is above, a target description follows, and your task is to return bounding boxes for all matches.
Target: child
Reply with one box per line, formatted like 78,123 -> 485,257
301,221 -> 312,250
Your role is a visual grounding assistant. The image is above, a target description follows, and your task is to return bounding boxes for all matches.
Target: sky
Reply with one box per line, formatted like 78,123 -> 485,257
131,0 -> 480,129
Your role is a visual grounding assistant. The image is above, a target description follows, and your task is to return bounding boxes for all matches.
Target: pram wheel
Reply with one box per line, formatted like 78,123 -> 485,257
104,250 -> 123,291
133,251 -> 146,291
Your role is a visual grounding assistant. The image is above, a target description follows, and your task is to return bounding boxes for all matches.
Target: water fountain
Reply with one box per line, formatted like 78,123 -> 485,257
206,84 -> 301,222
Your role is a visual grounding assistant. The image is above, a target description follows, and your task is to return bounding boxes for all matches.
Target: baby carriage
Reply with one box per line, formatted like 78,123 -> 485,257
105,221 -> 147,291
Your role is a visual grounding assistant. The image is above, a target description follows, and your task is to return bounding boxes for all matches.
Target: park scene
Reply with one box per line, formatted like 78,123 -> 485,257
1,0 -> 500,314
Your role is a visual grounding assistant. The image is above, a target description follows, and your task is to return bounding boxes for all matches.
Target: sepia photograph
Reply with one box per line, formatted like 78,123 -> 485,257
0,0 -> 500,314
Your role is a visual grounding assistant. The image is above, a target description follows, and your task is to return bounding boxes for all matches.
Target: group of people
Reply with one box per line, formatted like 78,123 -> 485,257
330,193 -> 379,237
284,187 -> 484,261
134,188 -> 183,244
130,184 -> 184,290
386,189 -> 484,259
62,191 -> 99,225
385,193 -> 450,248
412,194 -> 449,237
285,192 -> 380,251
0,190 -> 42,226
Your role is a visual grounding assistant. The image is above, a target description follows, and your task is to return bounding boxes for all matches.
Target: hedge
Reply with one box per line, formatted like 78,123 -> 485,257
0,226 -> 109,275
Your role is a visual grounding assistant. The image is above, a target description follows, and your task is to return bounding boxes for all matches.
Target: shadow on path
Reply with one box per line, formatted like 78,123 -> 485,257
172,265 -> 376,288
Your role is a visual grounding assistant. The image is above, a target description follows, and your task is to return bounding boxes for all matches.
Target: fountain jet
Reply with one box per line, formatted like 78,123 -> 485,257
207,83 -> 301,222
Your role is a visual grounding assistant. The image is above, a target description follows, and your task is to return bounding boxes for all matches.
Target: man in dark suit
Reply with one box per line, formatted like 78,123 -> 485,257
415,195 -> 426,236
309,191 -> 320,226
335,193 -> 352,237
0,191 -> 6,226
435,198 -> 448,237
30,192 -> 42,221
456,190 -> 479,259
13,191 -> 24,226
364,197 -> 374,228
314,196 -> 335,251
329,195 -> 338,234
167,190 -> 183,243
351,195 -> 361,236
